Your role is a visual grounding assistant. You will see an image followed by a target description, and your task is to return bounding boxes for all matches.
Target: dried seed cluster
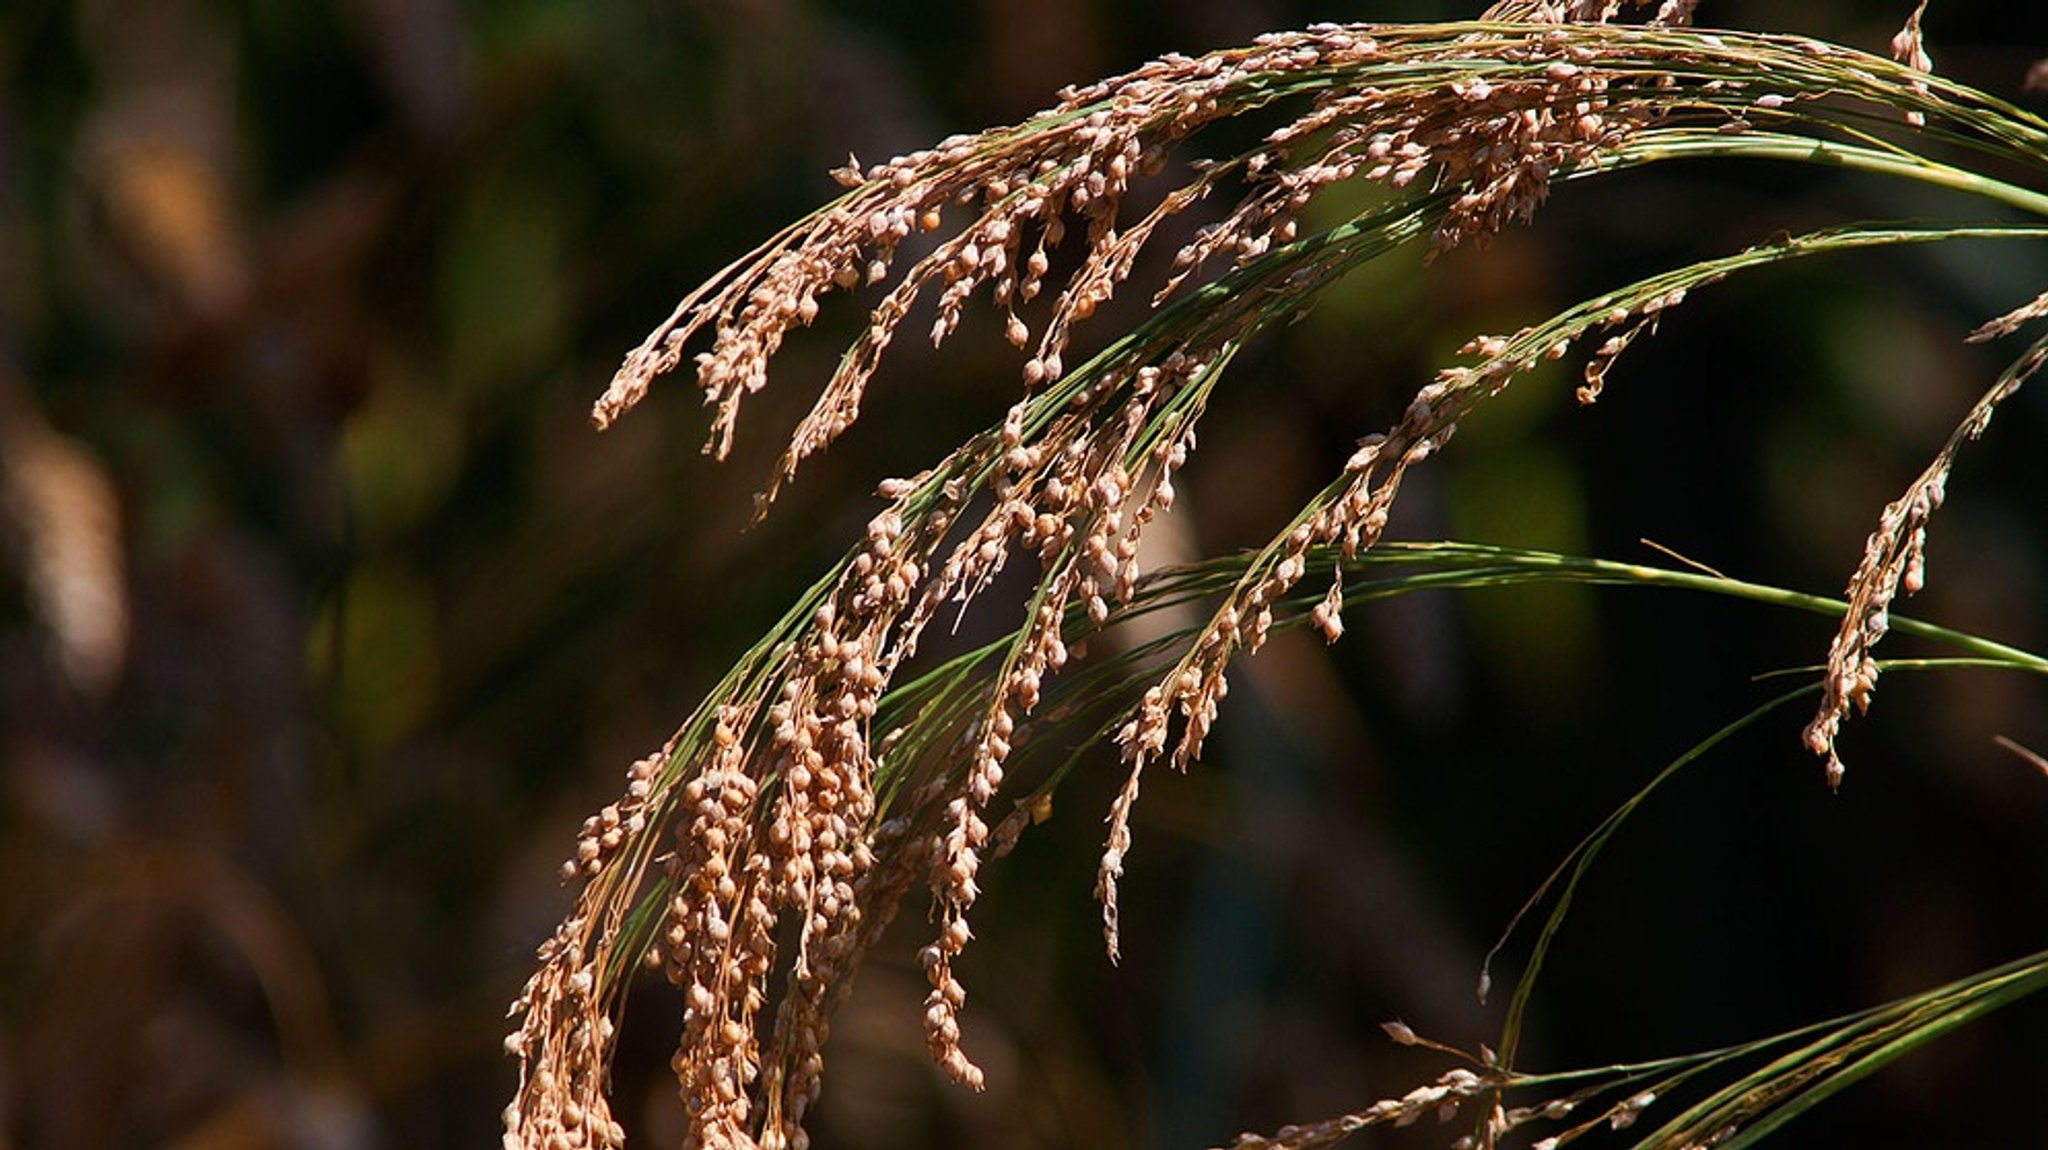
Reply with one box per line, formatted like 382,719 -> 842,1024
1187,27 -> 1665,261
663,758 -> 777,1145
1890,1 -> 1933,126
1224,1068 -> 1490,1149
503,926 -> 627,1150
589,17 -> 1730,507
1224,1050 -> 1687,1150
1483,0 -> 1700,24
1804,332 -> 2048,787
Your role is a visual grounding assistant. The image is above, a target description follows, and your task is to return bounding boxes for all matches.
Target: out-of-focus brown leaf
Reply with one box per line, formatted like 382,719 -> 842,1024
88,132 -> 248,321
0,373 -> 127,696
74,0 -> 247,323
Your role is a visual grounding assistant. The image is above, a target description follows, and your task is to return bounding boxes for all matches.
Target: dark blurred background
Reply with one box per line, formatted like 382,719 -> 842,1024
2,2 -> 2046,1147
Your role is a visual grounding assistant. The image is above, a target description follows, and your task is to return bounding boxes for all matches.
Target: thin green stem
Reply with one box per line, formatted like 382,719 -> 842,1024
1606,130 -> 2048,219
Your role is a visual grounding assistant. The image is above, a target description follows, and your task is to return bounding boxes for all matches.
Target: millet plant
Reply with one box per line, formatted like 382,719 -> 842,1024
502,3 -> 2048,1147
